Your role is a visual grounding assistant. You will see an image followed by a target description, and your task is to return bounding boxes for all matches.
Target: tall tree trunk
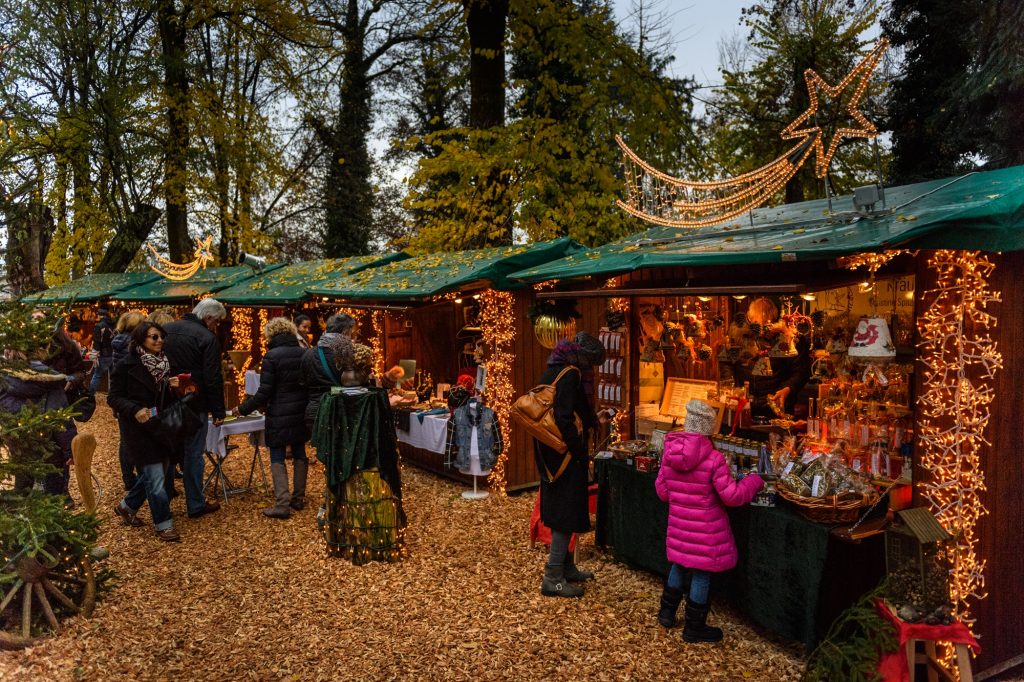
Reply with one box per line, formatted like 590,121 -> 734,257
94,203 -> 161,274
463,0 -> 510,246
5,202 -> 54,296
322,0 -> 372,257
464,0 -> 508,129
158,0 -> 193,263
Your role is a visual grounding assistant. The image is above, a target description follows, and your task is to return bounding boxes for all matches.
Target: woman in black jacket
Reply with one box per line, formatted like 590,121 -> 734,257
534,332 -> 605,599
236,318 -> 310,519
108,322 -> 181,542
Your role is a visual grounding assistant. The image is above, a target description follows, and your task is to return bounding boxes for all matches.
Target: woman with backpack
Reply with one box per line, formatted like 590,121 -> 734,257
532,332 -> 605,599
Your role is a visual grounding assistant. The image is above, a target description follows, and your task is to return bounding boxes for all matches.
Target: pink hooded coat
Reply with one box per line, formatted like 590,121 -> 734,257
655,432 -> 764,573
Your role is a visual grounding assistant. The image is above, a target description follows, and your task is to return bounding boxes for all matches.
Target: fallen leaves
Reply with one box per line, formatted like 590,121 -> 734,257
0,408 -> 805,681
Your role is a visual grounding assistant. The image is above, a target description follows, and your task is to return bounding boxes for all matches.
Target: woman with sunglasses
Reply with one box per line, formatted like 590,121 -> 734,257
108,321 -> 182,542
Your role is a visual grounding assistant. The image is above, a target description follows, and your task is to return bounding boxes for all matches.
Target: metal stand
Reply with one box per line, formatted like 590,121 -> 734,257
461,470 -> 490,500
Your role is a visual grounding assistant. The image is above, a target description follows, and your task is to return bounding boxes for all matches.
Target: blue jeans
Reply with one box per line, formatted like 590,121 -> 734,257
269,442 -> 307,465
89,356 -> 113,393
122,462 -> 173,531
183,418 -> 209,515
668,563 -> 711,605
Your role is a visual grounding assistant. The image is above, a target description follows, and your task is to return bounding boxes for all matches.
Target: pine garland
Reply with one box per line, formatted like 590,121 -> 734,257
802,583 -> 897,682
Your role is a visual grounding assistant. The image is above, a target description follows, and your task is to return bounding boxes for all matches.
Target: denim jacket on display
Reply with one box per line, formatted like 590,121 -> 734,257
452,399 -> 501,471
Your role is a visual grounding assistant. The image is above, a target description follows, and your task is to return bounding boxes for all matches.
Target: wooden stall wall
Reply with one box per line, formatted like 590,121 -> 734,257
914,251 -> 1023,678
407,302 -> 460,385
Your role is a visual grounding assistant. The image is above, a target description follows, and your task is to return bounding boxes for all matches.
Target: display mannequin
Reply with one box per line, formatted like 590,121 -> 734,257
459,400 -> 491,499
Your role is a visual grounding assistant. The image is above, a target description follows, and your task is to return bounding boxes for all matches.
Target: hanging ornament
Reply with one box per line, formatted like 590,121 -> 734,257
148,236 -> 214,281
533,315 -> 577,350
616,39 -> 888,228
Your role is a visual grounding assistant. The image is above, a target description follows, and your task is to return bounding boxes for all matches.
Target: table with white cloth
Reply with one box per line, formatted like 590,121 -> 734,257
393,409 -> 476,485
203,415 -> 268,502
244,370 -> 260,396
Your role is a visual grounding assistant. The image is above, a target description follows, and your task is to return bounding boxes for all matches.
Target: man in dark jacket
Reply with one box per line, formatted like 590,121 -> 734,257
88,307 -> 115,393
162,298 -> 227,518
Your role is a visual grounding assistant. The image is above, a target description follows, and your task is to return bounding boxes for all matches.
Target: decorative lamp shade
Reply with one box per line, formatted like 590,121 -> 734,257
848,317 -> 896,361
227,350 -> 250,368
533,315 -> 576,349
769,335 -> 798,358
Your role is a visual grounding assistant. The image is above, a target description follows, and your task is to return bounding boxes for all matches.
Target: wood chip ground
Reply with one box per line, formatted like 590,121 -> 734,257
1,408 -> 805,681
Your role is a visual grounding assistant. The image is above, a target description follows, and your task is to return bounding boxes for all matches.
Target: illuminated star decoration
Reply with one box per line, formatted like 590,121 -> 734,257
616,39 -> 888,228
780,38 -> 889,179
147,235 -> 214,281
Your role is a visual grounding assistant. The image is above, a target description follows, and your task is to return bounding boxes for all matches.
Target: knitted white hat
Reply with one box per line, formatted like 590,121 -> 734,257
684,399 -> 717,436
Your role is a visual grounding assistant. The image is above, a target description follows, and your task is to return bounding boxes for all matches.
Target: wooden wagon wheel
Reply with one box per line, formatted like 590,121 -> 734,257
0,545 -> 95,650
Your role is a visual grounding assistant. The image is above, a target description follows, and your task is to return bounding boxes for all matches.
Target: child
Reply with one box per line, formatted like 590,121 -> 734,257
654,399 -> 764,643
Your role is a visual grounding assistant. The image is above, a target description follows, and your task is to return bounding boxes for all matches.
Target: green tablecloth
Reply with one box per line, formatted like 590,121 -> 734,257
594,458 -> 884,649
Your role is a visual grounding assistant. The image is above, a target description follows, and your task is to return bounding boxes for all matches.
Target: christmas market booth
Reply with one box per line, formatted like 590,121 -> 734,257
510,165 -> 1024,676
213,253 -> 409,407
305,237 -> 590,495
19,271 -> 163,347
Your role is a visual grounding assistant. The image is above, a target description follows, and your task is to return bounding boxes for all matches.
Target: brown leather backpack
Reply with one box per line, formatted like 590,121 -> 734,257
511,366 -> 580,481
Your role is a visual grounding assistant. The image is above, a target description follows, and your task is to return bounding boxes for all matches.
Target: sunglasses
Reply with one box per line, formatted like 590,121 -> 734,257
147,333 -> 165,341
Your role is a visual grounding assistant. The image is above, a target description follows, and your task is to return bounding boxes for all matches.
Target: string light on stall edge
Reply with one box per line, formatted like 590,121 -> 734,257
917,250 -> 1001,640
370,311 -> 385,377
616,39 -> 888,229
479,289 -> 515,496
231,307 -> 254,403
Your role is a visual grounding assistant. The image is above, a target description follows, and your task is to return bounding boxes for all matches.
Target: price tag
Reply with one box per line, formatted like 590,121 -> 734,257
811,474 -> 824,497
783,462 -> 795,476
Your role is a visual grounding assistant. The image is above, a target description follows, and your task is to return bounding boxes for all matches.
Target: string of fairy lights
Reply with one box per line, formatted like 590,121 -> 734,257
231,307 -> 254,403
617,39 -> 888,229
916,250 -> 1002,631
478,289 -> 516,496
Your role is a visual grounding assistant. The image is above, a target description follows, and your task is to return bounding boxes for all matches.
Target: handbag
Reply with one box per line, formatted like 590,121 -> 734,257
67,385 -> 97,423
511,366 -> 579,482
147,391 -> 203,449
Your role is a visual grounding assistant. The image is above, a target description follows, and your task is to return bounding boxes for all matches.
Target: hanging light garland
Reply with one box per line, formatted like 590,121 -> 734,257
231,307 -> 254,403
479,289 -> 515,496
917,250 -> 1002,631
617,39 -> 888,228
257,308 -> 269,358
370,310 -> 386,377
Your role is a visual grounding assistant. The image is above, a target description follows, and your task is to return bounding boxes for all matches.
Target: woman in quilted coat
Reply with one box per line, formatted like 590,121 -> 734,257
654,399 -> 763,643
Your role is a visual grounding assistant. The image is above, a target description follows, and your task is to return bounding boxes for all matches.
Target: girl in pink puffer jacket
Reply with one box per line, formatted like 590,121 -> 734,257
654,399 -> 763,643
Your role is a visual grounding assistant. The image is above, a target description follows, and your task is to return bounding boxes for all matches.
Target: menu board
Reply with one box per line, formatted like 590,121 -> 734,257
659,378 -> 718,418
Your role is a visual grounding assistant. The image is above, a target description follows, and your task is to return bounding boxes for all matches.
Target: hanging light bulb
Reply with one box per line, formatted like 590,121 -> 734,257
732,294 -> 747,301
800,293 -> 817,302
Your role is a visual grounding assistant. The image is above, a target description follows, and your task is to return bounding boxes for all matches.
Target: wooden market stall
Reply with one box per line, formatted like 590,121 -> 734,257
510,166 -> 1024,675
305,238 -> 586,493
20,272 -> 163,348
213,254 -> 409,406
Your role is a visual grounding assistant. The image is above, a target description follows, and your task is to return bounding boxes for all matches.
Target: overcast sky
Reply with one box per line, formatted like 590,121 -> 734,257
609,0 -> 751,89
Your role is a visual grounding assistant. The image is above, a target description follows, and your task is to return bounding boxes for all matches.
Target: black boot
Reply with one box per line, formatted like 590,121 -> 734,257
563,556 -> 594,582
683,599 -> 723,643
658,583 -> 686,628
541,563 -> 584,598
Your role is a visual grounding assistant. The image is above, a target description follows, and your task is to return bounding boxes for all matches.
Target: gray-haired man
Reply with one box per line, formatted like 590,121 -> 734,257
163,297 -> 228,518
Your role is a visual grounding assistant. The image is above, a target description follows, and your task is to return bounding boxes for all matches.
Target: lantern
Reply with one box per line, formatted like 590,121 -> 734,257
885,508 -> 954,623
533,315 -> 576,349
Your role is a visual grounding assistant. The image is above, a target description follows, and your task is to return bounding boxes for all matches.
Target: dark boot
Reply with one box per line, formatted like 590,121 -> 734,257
541,563 -> 584,598
658,583 -> 686,628
263,463 -> 291,519
683,599 -> 723,643
290,459 -> 308,511
563,555 -> 594,582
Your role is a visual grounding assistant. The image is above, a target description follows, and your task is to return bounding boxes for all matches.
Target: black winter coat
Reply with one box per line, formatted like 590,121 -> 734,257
299,345 -> 340,428
163,314 -> 225,418
239,334 -> 310,447
107,354 -> 174,466
534,364 -> 595,533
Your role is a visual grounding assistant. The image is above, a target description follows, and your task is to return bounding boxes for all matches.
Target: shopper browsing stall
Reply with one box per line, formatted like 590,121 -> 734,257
534,332 -> 605,599
654,399 -> 764,643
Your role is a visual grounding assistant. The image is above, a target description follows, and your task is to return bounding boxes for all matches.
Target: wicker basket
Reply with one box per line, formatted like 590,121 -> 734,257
776,486 -> 879,525
609,440 -> 649,461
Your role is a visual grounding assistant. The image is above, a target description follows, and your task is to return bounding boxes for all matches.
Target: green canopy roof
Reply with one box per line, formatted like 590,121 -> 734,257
111,266 -> 282,303
215,253 -> 409,305
511,166 -> 1024,283
307,238 -> 583,300
21,272 -> 162,304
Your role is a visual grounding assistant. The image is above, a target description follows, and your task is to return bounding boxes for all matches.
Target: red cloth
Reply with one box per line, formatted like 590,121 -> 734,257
875,600 -> 980,682
529,485 -> 597,553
